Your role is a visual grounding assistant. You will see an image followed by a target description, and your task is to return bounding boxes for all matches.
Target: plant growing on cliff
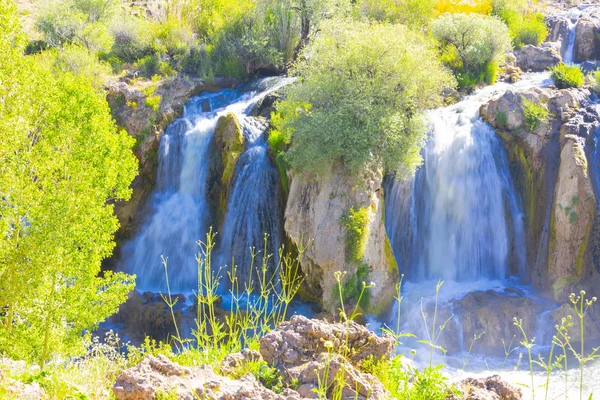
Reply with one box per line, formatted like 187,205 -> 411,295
0,1 -> 137,366
276,19 -> 455,177
522,98 -> 549,132
551,64 -> 585,89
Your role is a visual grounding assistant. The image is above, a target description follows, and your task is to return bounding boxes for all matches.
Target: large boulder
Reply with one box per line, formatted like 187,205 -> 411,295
575,16 -> 600,62
284,166 -> 398,314
206,112 -> 246,227
259,316 -> 394,400
455,289 -> 544,354
113,355 -> 306,400
259,315 -> 396,369
0,359 -> 46,400
514,44 -> 562,71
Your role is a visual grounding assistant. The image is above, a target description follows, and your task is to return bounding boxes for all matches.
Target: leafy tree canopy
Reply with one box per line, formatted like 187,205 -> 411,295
272,19 -> 456,177
0,0 -> 136,365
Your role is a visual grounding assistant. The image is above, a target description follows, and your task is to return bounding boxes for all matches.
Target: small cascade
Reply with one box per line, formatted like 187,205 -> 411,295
119,78 -> 290,293
217,117 -> 281,289
385,76 -> 552,282
563,12 -> 580,64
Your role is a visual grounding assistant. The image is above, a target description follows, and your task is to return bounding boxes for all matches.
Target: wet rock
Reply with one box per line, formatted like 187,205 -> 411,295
113,355 -> 306,400
284,166 -> 398,314
456,289 -> 544,354
514,44 -> 562,71
111,290 -> 184,342
206,112 -> 245,227
260,315 -> 395,369
551,302 -> 600,342
252,93 -> 280,118
452,375 -> 522,400
575,16 -> 600,62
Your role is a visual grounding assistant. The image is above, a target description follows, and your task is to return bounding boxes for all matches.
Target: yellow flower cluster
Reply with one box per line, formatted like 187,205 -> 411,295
435,0 -> 493,15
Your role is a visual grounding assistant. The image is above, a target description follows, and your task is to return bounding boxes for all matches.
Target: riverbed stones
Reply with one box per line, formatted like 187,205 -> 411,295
452,375 -> 522,400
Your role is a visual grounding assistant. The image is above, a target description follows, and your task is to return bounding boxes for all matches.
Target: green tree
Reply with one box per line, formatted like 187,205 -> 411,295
432,13 -> 512,75
0,0 -> 136,366
358,0 -> 437,28
273,19 -> 455,177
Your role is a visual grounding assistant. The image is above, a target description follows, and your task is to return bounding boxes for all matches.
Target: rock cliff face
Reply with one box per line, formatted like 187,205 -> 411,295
284,166 -> 398,315
481,86 -> 600,301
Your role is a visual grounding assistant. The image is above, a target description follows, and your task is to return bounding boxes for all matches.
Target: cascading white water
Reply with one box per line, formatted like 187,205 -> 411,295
563,11 -> 581,64
217,117 -> 281,289
386,76 -> 551,283
119,78 -> 290,293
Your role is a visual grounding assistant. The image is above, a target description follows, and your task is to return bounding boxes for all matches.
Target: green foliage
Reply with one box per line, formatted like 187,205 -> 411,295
432,13 -> 512,82
336,263 -> 371,308
522,98 -> 548,132
0,2 -> 137,365
358,0 -> 437,27
492,0 -> 547,48
277,19 -> 455,176
551,63 -> 585,89
48,44 -> 112,87
342,206 -> 370,261
496,111 -> 508,129
361,356 -> 456,400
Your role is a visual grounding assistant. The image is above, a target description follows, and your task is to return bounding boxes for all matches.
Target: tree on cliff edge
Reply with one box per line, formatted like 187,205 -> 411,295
0,0 -> 137,365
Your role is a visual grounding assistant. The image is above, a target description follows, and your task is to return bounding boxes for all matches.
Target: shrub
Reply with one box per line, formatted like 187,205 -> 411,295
50,44 -> 112,87
522,98 -> 549,132
551,63 -> 585,89
342,206 -> 370,261
109,16 -> 154,63
432,13 -> 512,77
72,0 -> 119,22
496,111 -> 508,129
496,8 -> 548,48
277,20 -> 455,176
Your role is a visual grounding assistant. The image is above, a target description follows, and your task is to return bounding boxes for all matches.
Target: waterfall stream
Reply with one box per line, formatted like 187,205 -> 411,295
563,10 -> 580,64
119,78 -> 289,293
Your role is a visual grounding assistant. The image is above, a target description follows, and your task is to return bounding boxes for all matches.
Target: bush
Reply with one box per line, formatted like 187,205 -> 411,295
432,13 -> 512,77
276,20 -> 455,177
496,8 -> 547,48
522,98 -> 549,132
50,44 -> 112,87
109,16 -> 154,63
435,0 -> 493,15
551,63 -> 585,89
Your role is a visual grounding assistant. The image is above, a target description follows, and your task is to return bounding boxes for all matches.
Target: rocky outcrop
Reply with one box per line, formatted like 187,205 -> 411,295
260,315 -> 393,399
206,113 -> 246,227
575,14 -> 600,62
452,375 -> 522,400
481,86 -> 599,300
284,166 -> 399,314
549,108 -> 599,301
259,315 -> 396,369
551,300 -> 600,342
514,44 -> 562,71
113,354 -> 306,400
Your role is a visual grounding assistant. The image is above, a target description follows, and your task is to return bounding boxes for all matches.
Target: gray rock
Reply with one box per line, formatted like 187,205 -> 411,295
514,45 -> 562,71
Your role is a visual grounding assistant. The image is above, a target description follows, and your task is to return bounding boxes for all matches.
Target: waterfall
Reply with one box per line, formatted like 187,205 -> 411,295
119,78 -> 290,293
217,117 -> 281,290
386,73 -> 551,283
563,15 -> 579,64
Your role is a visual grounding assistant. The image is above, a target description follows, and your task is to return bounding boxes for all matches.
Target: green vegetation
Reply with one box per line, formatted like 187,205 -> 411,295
551,63 -> 585,89
493,0 -> 548,48
522,98 -> 549,132
0,1 -> 137,366
432,13 -> 512,89
342,206 -> 370,261
274,20 -> 455,177
357,0 -> 437,28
